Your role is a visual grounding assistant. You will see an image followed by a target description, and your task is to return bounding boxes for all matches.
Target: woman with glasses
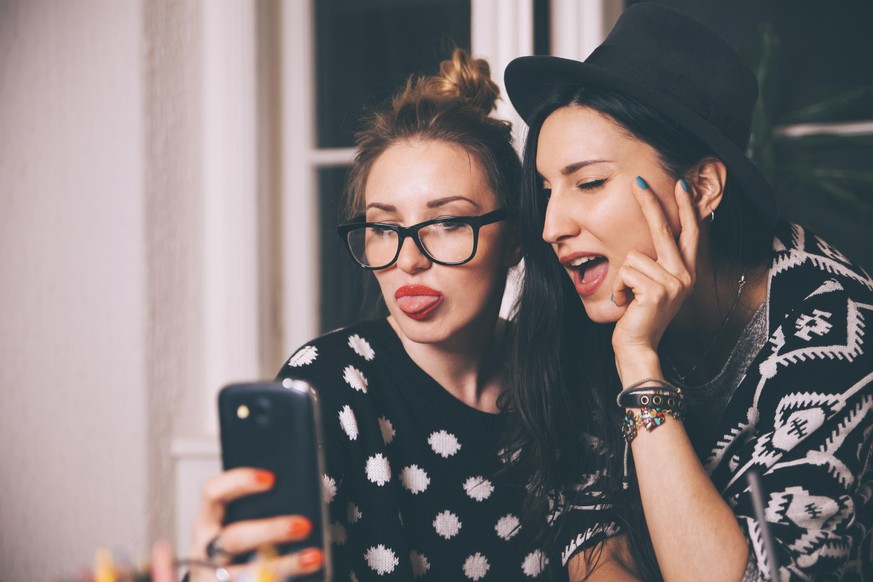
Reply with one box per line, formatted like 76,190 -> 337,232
188,49 -> 550,581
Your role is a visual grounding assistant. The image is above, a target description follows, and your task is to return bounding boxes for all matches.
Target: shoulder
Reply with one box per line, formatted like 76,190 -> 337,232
769,222 -> 873,306
275,319 -> 386,387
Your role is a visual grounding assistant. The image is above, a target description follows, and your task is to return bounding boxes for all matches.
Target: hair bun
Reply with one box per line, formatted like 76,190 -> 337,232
399,48 -> 501,115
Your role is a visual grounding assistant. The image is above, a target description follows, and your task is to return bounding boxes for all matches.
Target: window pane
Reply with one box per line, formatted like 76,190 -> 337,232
318,167 -> 387,333
315,0 -> 471,149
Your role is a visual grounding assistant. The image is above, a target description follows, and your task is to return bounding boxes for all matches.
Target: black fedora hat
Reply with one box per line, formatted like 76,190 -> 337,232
505,2 -> 777,226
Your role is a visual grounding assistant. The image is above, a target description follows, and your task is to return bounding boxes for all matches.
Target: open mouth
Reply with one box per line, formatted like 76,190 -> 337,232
565,255 -> 609,297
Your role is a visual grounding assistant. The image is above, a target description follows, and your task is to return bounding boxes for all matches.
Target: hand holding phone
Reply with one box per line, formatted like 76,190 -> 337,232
216,381 -> 329,579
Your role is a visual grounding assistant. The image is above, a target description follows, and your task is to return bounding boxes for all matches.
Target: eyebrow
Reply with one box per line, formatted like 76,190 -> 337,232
365,196 -> 481,212
560,159 -> 612,176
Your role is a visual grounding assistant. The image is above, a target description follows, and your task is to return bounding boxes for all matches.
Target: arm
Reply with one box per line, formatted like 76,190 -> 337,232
608,178 -> 749,581
617,355 -> 750,582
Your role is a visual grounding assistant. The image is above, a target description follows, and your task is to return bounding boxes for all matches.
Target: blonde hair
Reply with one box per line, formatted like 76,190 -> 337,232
344,48 -> 519,219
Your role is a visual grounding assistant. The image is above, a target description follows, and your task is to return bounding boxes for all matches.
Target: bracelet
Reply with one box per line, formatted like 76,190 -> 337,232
622,377 -> 680,391
617,387 -> 685,412
620,406 -> 684,490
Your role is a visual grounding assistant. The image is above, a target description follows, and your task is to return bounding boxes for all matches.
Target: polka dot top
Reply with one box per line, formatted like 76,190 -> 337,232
276,318 -> 550,581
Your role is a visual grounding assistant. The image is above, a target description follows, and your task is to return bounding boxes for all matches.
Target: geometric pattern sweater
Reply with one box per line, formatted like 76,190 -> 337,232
276,319 -> 550,581
558,223 -> 873,580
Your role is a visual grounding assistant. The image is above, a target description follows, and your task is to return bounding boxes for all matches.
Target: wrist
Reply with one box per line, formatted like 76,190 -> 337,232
614,349 -> 663,387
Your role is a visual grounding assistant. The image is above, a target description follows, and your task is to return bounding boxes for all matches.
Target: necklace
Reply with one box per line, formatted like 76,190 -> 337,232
667,270 -> 747,385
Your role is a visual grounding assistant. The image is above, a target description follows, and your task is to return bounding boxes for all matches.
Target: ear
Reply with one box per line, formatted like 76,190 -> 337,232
502,222 -> 523,267
689,158 -> 727,221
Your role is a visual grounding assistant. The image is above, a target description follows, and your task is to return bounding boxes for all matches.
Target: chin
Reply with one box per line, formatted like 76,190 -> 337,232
579,297 -> 625,324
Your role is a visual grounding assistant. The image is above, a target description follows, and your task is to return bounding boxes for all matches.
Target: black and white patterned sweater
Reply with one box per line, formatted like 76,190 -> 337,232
276,319 -> 550,581
558,223 -> 873,580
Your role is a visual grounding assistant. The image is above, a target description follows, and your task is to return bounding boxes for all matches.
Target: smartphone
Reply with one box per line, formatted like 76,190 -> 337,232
218,381 -> 329,578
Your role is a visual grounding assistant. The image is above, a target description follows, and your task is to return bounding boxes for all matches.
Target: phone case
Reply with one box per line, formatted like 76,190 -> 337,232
218,381 -> 329,578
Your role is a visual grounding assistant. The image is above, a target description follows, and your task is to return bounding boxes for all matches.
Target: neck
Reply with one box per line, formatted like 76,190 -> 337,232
665,255 -> 768,384
388,302 -> 506,413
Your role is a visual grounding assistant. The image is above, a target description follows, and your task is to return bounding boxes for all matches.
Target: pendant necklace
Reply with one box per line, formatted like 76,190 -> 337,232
667,270 -> 747,385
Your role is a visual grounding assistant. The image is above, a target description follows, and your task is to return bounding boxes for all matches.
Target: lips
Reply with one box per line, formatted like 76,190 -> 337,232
560,253 -> 609,298
394,284 -> 444,320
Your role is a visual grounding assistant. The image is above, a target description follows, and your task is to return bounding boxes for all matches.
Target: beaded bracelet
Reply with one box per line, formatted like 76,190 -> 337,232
620,406 -> 686,490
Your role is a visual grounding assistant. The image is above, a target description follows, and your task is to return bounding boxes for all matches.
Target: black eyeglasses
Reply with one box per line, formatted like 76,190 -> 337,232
337,208 -> 508,270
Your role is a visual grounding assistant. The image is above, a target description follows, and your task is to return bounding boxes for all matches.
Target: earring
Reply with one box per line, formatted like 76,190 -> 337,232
709,210 -> 716,223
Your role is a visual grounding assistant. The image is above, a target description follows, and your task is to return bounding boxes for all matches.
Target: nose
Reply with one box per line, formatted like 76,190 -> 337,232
542,192 -> 580,244
395,235 -> 432,273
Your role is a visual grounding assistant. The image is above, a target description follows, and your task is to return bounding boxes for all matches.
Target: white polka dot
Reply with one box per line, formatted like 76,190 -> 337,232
433,510 -> 462,539
343,365 -> 368,393
365,544 -> 399,575
322,474 -> 337,504
522,550 -> 548,577
288,345 -> 317,367
463,553 -> 490,580
348,334 -> 375,361
495,514 -> 521,540
428,430 -> 461,458
400,465 -> 430,494
331,521 -> 347,545
379,416 -> 396,444
348,502 -> 362,524
463,476 -> 494,501
365,453 -> 391,486
338,405 -> 359,440
410,551 -> 430,578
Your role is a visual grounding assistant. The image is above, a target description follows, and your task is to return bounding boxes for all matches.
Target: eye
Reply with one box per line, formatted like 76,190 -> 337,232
434,219 -> 466,232
576,178 -> 606,191
370,224 -> 395,236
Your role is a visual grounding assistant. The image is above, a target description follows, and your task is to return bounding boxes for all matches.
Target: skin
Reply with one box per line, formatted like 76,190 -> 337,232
190,138 -> 520,578
537,106 -> 767,581
366,138 -> 520,411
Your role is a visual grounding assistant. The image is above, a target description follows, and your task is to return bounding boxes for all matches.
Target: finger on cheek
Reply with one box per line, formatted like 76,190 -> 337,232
611,288 -> 629,307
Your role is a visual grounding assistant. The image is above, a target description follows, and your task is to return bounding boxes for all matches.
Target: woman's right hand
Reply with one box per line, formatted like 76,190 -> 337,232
189,467 -> 323,581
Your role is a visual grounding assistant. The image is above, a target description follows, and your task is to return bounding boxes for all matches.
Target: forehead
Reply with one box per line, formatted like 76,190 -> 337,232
536,106 -> 642,173
364,139 -> 496,209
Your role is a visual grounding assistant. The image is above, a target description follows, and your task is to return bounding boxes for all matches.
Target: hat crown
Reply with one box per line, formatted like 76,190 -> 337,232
588,3 -> 759,149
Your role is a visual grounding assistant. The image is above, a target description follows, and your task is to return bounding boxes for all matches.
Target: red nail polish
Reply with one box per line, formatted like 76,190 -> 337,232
288,517 -> 312,538
254,470 -> 275,487
298,548 -> 323,569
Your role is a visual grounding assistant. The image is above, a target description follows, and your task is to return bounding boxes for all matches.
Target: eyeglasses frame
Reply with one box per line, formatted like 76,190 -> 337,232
336,208 -> 509,270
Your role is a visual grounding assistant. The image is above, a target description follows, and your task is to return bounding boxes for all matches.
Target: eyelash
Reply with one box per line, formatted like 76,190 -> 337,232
576,178 -> 606,191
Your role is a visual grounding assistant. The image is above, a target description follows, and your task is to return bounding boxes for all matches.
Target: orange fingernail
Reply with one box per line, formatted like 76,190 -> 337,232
288,517 -> 312,538
298,548 -> 323,569
254,470 -> 275,487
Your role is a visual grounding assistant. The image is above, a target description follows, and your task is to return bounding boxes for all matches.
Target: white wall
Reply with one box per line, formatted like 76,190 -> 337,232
0,0 -> 209,578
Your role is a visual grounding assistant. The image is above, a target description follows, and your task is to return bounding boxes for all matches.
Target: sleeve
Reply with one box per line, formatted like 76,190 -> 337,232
714,284 -> 873,580
276,344 -> 355,580
551,439 -> 624,568
554,488 -> 622,568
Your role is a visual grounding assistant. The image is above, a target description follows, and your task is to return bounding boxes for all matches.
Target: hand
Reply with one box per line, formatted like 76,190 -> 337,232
610,178 -> 699,381
190,467 -> 323,581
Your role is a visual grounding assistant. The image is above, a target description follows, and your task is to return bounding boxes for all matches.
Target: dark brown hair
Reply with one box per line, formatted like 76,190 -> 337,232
344,49 -> 521,219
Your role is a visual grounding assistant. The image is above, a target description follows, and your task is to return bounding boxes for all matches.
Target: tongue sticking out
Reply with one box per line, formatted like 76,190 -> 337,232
579,257 -> 608,284
397,295 -> 442,315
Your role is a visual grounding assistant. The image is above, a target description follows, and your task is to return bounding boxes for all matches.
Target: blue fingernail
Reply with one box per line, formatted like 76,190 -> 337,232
680,178 -> 689,193
635,176 -> 648,189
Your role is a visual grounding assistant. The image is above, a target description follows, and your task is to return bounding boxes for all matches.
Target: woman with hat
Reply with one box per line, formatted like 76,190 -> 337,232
501,3 -> 873,580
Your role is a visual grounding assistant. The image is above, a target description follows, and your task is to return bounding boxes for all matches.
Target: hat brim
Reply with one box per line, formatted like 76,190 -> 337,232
505,56 -> 777,227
